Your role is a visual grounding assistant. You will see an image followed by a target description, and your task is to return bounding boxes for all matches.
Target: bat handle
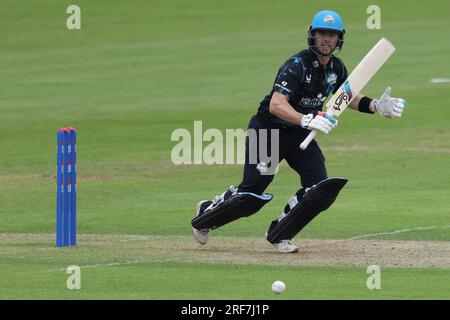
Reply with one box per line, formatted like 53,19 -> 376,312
299,129 -> 318,150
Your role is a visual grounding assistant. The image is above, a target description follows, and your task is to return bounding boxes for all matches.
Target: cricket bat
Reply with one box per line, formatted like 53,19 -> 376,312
299,37 -> 396,150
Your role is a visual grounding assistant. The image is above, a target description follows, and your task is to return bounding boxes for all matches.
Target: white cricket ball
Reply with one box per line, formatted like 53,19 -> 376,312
271,280 -> 286,294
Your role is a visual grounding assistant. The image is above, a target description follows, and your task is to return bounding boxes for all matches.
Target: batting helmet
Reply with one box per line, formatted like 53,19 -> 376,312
307,10 -> 345,51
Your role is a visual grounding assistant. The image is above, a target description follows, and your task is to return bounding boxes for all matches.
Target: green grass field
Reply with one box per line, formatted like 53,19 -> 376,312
1,0 -> 449,299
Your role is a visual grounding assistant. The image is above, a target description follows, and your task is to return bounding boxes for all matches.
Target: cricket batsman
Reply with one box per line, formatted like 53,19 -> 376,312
191,10 -> 406,253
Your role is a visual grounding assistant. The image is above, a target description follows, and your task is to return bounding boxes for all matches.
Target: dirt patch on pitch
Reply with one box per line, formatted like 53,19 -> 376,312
166,236 -> 450,268
0,233 -> 449,269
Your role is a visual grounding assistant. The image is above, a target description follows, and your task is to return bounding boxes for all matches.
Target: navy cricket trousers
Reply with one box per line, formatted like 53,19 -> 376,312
238,115 -> 328,195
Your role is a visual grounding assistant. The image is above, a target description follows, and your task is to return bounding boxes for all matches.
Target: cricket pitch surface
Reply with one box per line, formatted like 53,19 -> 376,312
1,233 -> 449,270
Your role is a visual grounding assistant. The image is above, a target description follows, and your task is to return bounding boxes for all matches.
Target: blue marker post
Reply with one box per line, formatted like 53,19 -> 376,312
56,129 -> 64,247
69,127 -> 77,246
56,127 -> 77,247
63,128 -> 70,246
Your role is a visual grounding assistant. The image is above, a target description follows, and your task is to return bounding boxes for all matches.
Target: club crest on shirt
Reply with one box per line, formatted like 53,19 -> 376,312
326,73 -> 337,85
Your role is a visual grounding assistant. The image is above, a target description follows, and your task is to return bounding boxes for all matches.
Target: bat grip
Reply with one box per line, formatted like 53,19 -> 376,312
299,129 -> 318,150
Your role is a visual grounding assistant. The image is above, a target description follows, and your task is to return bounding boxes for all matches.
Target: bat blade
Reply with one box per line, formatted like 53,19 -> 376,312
326,37 -> 396,117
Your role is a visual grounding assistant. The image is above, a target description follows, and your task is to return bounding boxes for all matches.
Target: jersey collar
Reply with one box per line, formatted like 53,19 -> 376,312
307,48 -> 334,69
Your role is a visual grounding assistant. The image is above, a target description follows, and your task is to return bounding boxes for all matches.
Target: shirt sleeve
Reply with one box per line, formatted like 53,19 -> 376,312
272,57 -> 305,99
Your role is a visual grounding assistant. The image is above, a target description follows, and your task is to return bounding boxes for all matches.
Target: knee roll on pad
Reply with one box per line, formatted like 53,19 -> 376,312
266,177 -> 348,243
192,192 -> 273,230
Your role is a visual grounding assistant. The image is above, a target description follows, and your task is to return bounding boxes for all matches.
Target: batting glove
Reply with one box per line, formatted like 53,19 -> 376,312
372,87 -> 406,118
301,111 -> 338,134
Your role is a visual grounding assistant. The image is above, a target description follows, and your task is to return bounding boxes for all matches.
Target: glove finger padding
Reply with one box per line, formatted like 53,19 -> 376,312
394,105 -> 403,112
313,116 -> 337,134
395,98 -> 406,106
321,120 -> 332,134
301,112 -> 337,134
375,88 -> 407,118
380,86 -> 391,101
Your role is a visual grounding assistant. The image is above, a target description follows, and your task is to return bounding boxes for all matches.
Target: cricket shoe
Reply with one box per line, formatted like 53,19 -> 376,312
265,234 -> 299,253
272,240 -> 299,253
192,200 -> 213,245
